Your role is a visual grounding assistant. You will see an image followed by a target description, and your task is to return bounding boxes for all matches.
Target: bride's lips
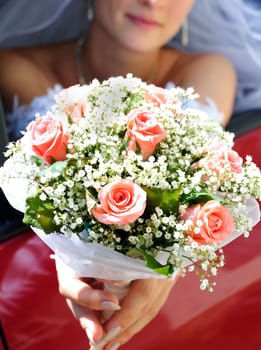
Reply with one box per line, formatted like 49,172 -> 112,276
126,14 -> 161,28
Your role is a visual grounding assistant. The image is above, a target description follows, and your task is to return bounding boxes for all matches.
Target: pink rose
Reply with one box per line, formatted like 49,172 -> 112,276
24,113 -> 69,165
211,139 -> 243,174
66,102 -> 86,123
181,200 -> 234,244
195,141 -> 243,176
144,84 -> 170,106
55,85 -> 87,122
144,84 -> 181,110
205,149 -> 243,176
225,149 -> 243,174
92,179 -> 147,225
125,108 -> 166,160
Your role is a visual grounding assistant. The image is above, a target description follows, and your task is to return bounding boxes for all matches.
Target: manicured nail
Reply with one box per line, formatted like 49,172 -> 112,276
89,343 -> 102,350
102,326 -> 122,342
109,342 -> 121,350
101,301 -> 121,311
86,328 -> 95,344
90,326 -> 122,350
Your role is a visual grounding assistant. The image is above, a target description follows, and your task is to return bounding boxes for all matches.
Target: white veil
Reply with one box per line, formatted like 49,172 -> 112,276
0,0 -> 89,47
169,0 -> 261,113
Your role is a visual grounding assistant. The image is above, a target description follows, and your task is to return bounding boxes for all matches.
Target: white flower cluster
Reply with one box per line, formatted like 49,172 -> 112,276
1,75 -> 260,290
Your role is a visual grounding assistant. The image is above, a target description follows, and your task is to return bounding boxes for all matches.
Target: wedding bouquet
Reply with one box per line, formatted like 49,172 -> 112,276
1,75 -> 260,293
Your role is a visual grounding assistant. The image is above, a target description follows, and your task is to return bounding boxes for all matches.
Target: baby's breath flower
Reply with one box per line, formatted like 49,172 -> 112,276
1,75 -> 260,292
200,279 -> 209,290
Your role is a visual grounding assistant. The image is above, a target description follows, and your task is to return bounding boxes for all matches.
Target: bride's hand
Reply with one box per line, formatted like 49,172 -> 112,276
55,259 -> 120,345
99,275 -> 179,350
56,259 -> 180,349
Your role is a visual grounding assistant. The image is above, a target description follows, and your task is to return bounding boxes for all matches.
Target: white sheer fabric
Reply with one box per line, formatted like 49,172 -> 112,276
0,0 -> 88,47
169,0 -> 261,113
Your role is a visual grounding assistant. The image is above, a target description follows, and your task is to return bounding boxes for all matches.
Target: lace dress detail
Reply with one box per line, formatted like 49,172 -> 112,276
165,82 -> 223,122
6,84 -> 62,141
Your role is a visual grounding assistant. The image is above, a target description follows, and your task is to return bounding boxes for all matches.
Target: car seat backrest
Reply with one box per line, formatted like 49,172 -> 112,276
0,95 -> 28,240
0,95 -> 8,165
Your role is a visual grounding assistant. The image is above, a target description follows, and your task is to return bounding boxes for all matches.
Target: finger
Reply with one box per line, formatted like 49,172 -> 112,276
112,277 -> 175,325
104,274 -> 180,347
89,326 -> 122,350
56,259 -> 121,310
66,299 -> 104,344
103,309 -> 155,350
59,275 -> 121,310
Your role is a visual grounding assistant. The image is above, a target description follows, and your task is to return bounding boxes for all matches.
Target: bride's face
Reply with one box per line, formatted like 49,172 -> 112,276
93,0 -> 194,52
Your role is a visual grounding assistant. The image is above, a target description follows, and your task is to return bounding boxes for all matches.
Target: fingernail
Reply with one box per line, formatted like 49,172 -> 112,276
101,301 -> 121,311
104,326 -> 122,340
109,342 -> 121,350
86,328 -> 95,344
89,343 -> 101,350
90,326 -> 122,350
89,342 -> 102,350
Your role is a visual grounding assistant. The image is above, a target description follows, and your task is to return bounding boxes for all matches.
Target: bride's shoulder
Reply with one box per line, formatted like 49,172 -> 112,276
161,48 -> 237,124
0,48 -> 53,110
0,48 -> 51,80
164,48 -> 236,85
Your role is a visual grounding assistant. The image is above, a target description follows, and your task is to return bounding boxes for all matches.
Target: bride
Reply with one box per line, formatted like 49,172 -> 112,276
0,1 -> 236,349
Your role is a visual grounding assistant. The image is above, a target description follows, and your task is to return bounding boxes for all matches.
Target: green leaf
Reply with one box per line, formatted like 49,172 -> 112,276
138,249 -> 174,276
31,155 -> 44,166
124,93 -> 144,113
126,248 -> 144,259
119,138 -> 129,154
160,188 -> 181,213
23,193 -> 58,233
39,160 -> 67,177
181,190 -> 222,205
143,186 -> 181,216
153,265 -> 174,275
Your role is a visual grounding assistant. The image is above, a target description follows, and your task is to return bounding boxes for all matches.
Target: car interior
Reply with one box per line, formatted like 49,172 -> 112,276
0,97 -> 28,242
